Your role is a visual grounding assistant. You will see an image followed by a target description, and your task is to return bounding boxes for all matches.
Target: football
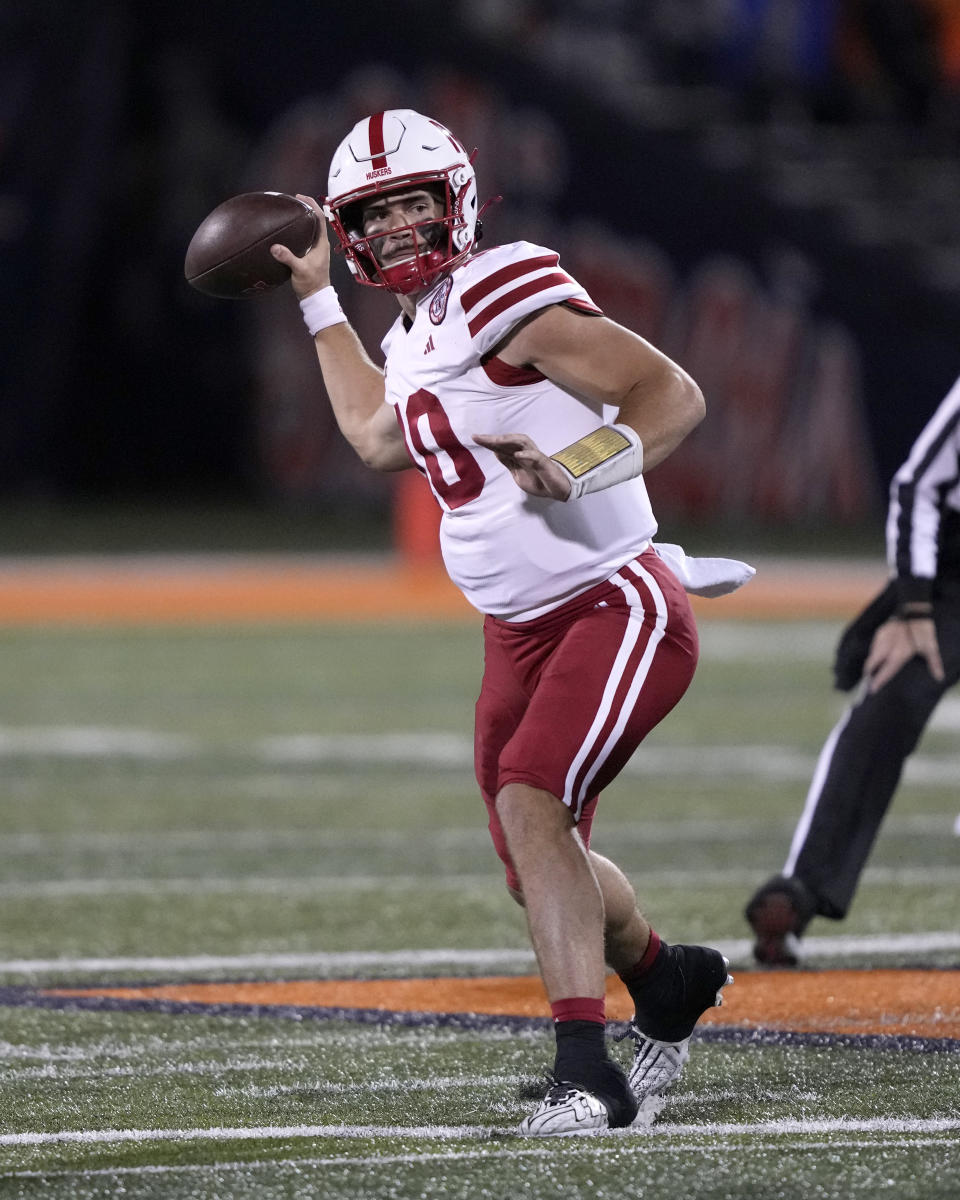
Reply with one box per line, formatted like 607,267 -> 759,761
184,191 -> 320,298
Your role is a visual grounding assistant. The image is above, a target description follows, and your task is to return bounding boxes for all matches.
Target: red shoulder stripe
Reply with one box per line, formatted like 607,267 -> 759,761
461,254 -> 560,312
466,272 -> 574,338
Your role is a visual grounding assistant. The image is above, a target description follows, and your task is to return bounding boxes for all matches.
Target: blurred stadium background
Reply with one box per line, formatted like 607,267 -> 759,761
4,0 -> 960,556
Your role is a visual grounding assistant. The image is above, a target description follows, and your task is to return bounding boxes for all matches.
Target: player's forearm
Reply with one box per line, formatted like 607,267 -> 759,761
544,365 -> 703,502
615,365 -> 705,472
312,323 -> 409,471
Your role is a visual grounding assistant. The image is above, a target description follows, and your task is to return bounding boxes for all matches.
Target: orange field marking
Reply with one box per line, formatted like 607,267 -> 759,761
46,968 -> 960,1040
0,559 -> 472,625
0,556 -> 887,624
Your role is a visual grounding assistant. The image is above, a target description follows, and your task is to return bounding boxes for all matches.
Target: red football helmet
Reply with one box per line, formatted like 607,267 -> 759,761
324,109 -> 479,295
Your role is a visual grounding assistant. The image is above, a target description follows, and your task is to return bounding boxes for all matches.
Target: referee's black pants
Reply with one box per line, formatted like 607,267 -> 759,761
785,601 -> 960,920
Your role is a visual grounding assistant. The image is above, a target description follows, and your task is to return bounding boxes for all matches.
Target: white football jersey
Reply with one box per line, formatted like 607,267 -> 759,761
382,241 -> 658,618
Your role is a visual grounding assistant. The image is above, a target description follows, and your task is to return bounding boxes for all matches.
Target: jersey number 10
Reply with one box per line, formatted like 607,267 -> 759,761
403,389 -> 485,509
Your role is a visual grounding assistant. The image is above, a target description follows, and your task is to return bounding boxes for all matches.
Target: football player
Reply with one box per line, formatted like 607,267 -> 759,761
271,109 -> 748,1134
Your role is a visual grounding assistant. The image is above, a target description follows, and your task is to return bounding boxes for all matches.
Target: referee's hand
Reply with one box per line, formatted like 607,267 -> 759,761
864,617 -> 945,693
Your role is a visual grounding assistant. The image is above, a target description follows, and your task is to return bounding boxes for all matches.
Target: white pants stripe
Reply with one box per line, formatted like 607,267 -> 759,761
783,697 -> 856,876
562,559 -> 669,816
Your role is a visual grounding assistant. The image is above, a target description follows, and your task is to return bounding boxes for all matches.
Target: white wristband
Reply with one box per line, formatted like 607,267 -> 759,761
299,286 -> 347,336
551,423 -> 644,500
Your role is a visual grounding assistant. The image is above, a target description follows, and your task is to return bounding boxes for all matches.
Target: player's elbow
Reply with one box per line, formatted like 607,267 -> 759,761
355,433 -> 411,473
677,370 -> 706,434
355,442 -> 395,472
346,408 -> 410,472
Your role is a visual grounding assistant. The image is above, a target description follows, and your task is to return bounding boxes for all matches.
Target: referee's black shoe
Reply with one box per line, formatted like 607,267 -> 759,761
745,874 -> 816,966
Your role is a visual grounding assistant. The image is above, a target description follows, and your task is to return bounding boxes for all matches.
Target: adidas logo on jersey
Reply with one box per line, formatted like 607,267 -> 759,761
423,335 -> 436,355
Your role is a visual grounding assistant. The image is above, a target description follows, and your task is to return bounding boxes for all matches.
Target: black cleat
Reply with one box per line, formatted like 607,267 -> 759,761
631,943 -> 732,1043
620,943 -> 732,1102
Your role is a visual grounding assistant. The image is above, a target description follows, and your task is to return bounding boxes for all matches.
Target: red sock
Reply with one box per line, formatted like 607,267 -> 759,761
618,929 -> 662,986
550,996 -> 606,1025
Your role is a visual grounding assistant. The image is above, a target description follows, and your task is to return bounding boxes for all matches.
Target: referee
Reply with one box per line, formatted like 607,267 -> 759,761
746,374 -> 960,965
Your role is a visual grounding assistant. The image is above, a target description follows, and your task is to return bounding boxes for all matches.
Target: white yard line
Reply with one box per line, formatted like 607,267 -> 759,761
0,727 -> 197,758
0,874 -> 501,898
1,865 -> 958,900
0,947 -> 538,975
1,724 -> 959,788
2,930 -> 960,977
3,811 -> 954,855
4,1138 -> 957,1182
0,1028 -> 520,1067
2,1115 -> 959,1149
2,1063 -> 525,1087
658,1117 -> 960,1136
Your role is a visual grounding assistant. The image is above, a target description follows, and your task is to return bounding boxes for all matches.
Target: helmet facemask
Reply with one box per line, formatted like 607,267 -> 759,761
329,178 -> 467,295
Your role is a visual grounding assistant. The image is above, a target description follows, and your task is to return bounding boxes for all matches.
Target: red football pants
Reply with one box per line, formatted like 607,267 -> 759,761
474,550 -> 699,890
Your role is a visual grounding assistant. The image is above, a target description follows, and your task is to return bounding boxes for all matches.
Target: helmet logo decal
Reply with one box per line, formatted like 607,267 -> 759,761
365,166 -> 393,180
429,276 -> 453,325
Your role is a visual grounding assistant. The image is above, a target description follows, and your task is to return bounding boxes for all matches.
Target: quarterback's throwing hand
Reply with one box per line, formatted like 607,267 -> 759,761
473,432 -> 572,500
270,195 -> 332,300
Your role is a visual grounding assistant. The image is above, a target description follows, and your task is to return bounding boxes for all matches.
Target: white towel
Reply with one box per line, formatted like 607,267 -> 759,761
652,542 -> 756,598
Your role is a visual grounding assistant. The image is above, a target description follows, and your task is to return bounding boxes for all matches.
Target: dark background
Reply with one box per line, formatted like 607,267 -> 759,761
4,0 -> 960,552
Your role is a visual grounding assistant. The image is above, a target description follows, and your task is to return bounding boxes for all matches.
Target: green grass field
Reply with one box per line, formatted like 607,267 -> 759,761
1,610 -> 959,1198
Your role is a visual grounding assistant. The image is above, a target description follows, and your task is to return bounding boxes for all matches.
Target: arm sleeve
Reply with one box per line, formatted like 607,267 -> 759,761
885,375 -> 960,605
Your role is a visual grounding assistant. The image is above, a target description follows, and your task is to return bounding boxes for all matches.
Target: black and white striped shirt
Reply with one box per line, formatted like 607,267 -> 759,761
886,375 -> 960,605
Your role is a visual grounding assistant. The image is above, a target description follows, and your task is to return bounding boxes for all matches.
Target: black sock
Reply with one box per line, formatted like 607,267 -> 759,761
553,1019 -> 606,1078
552,1022 -> 637,1127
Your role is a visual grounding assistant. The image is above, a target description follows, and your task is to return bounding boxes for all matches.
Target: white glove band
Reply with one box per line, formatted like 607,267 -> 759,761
551,423 -> 644,500
299,286 -> 347,336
